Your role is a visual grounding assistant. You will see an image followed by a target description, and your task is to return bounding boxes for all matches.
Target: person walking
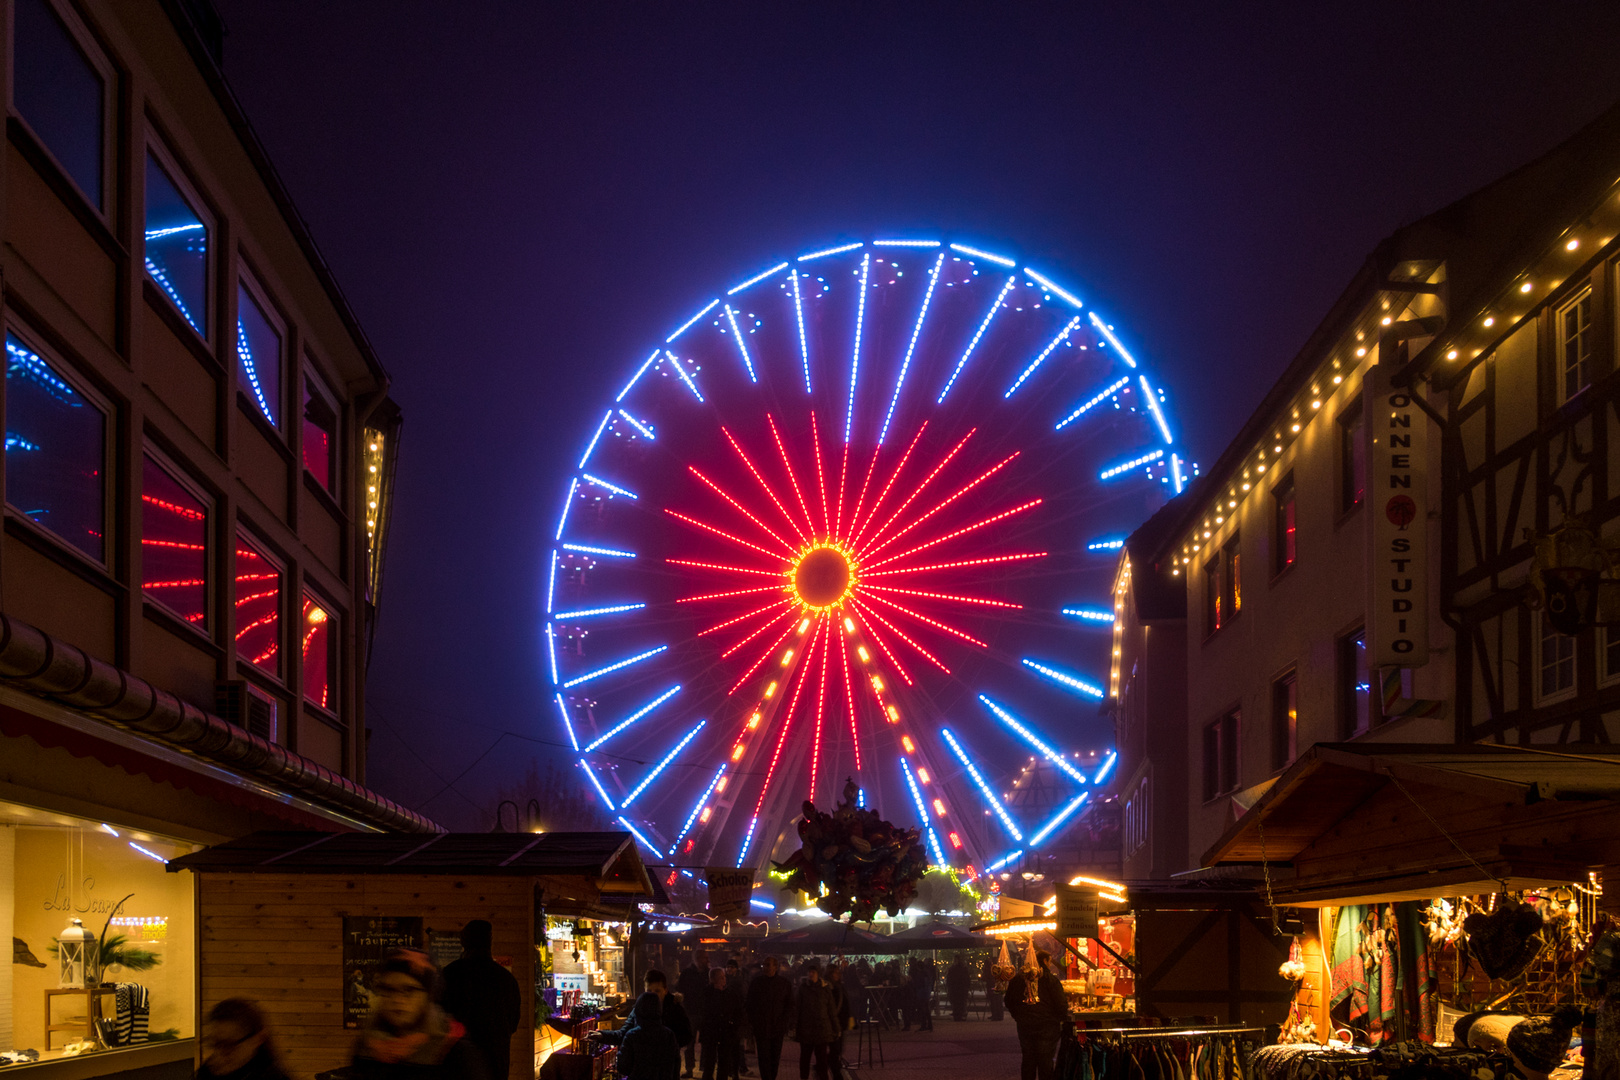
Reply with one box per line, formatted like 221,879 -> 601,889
677,951 -> 711,1078
745,956 -> 793,1080
916,955 -> 936,1031
725,959 -> 752,1076
1003,950 -> 1066,1080
698,967 -> 744,1080
597,969 -> 693,1059
197,998 -> 290,1080
352,948 -> 488,1080
441,920 -> 520,1080
945,957 -> 970,1022
616,992 -> 682,1080
981,954 -> 1004,1021
793,961 -> 839,1080
824,964 -> 853,1080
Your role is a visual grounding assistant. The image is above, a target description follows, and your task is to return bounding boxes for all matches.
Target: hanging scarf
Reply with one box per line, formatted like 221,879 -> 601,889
357,1005 -> 465,1065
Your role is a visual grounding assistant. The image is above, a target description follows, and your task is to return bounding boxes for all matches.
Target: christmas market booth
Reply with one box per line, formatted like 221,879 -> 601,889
167,830 -> 653,1080
1201,742 -> 1620,1079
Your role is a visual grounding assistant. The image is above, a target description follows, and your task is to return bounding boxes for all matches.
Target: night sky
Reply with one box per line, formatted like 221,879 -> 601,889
211,2 -> 1620,832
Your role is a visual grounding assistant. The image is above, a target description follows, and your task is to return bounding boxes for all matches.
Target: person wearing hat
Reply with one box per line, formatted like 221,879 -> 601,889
1003,949 -> 1066,1080
351,948 -> 488,1080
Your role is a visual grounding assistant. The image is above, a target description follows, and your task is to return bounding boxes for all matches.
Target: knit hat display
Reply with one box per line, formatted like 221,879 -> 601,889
1505,1005 -> 1582,1075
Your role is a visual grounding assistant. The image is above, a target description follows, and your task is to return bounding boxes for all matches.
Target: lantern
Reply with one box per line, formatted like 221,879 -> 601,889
57,917 -> 93,988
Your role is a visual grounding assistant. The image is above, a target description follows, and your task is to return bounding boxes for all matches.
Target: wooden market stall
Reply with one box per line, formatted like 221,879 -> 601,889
168,830 -> 653,1080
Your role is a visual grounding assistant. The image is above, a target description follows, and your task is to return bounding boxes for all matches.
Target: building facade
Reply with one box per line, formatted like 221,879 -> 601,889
0,1 -> 420,1075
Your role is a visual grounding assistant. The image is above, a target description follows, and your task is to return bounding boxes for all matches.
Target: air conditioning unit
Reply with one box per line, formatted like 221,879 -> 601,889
216,680 -> 277,743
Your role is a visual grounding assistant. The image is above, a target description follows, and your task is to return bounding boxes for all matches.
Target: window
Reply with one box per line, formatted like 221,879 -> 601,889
12,0 -> 106,207
1538,613 -> 1576,703
1559,289 -> 1593,404
4,331 -> 105,561
1340,625 -> 1372,736
302,594 -> 336,711
1206,533 -> 1241,632
1124,775 -> 1149,857
236,279 -> 282,426
1226,534 -> 1241,617
142,457 -> 208,627
1202,710 -> 1240,800
1339,400 -> 1365,513
1272,670 -> 1298,770
1603,628 -> 1620,688
235,539 -> 281,677
144,152 -> 209,335
304,369 -> 339,491
1273,473 -> 1296,573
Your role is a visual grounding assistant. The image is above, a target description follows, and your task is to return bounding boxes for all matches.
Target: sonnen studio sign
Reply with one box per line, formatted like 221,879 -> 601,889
1366,364 -> 1429,668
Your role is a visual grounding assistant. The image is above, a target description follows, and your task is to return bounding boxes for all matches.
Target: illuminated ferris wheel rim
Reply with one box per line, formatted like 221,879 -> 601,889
549,234 -> 1177,879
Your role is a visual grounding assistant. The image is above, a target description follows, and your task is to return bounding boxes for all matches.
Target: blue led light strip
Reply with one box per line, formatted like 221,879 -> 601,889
845,253 -> 871,443
1093,751 -> 1118,785
1004,316 -> 1081,398
555,478 -> 578,540
552,602 -> 646,620
556,693 -> 579,751
873,239 -> 940,247
622,719 -> 706,805
669,763 -> 728,855
582,758 -> 616,811
941,729 -> 1023,842
144,258 -> 201,332
978,694 -> 1088,785
900,758 -> 947,865
736,814 -> 760,867
235,320 -> 275,423
1086,538 -> 1125,551
798,242 -> 862,262
582,473 -> 638,499
560,543 -> 636,558
1029,792 -> 1090,847
1024,268 -> 1083,309
616,350 -> 660,402
723,304 -> 759,383
1056,377 -> 1131,431
584,685 -> 683,751
664,351 -> 706,403
144,223 -> 205,240
578,411 -> 612,468
938,276 -> 1015,403
562,645 -> 668,689
618,816 -> 663,857
1100,449 -> 1164,480
1140,375 -> 1174,444
949,243 -> 1016,268
545,623 -> 559,685
1170,453 -> 1185,494
666,299 -> 719,344
879,252 -> 945,445
1062,608 -> 1113,623
1022,658 -> 1105,699
1088,312 -> 1139,368
726,261 -> 789,295
985,849 -> 1023,873
617,409 -> 655,440
791,270 -> 812,393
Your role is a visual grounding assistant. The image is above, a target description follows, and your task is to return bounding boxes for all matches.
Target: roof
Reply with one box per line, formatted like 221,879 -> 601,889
1122,488 -> 1195,621
167,830 -> 653,895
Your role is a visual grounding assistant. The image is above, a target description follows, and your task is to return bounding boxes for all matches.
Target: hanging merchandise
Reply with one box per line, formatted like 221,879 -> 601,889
1021,935 -> 1042,1005
1463,897 -> 1545,981
992,937 -> 1016,984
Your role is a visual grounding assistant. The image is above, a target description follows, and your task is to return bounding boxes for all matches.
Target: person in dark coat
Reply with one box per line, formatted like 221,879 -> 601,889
677,951 -> 710,1077
725,960 -> 751,1075
197,998 -> 291,1080
745,956 -> 794,1080
793,961 -> 839,1080
824,964 -> 853,1080
352,949 -> 488,1080
945,957 -> 970,1022
916,956 -> 936,1031
981,954 -> 1004,1021
441,920 -> 520,1080
698,967 -> 744,1080
598,970 -> 693,1056
617,992 -> 682,1080
1003,951 -> 1067,1080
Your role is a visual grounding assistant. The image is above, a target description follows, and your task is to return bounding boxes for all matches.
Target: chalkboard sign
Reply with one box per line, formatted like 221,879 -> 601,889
342,916 -> 425,1028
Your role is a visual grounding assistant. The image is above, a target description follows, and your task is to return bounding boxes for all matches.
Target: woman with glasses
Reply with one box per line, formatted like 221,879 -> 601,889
352,949 -> 488,1080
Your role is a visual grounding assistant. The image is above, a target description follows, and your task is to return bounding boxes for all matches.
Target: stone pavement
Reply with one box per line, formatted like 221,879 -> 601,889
830,1017 -> 1024,1080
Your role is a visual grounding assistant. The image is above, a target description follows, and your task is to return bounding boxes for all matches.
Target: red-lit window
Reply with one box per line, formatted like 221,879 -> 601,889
303,372 -> 337,492
142,456 -> 207,626
302,594 -> 335,711
235,540 -> 280,676
1273,473 -> 1296,572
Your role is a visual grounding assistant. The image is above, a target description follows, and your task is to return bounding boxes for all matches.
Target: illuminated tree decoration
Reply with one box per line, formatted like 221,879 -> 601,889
549,236 -> 1182,876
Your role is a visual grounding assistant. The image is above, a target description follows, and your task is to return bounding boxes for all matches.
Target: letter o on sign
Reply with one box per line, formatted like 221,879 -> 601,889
1393,640 -> 1413,653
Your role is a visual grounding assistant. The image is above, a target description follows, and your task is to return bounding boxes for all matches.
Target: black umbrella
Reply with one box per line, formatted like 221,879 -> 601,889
758,920 -> 901,955
885,920 -> 992,950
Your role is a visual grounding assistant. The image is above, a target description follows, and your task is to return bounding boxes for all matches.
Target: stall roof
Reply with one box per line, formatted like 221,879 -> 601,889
168,830 -> 653,895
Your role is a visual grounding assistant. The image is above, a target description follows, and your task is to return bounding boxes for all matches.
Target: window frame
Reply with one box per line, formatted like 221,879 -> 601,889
234,264 -> 288,433
300,588 -> 340,718
302,359 -> 341,496
143,136 -> 216,346
1535,610 -> 1578,706
1272,471 -> 1296,577
3,319 -> 114,569
1600,626 -> 1620,690
1202,708 -> 1240,802
7,0 -> 117,218
1336,398 -> 1366,518
140,447 -> 214,635
1338,623 -> 1374,737
1271,668 -> 1298,772
1557,285 -> 1594,406
233,529 -> 285,682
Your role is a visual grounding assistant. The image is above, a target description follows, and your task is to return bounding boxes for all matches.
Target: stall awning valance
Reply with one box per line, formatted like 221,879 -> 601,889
1200,743 -> 1620,906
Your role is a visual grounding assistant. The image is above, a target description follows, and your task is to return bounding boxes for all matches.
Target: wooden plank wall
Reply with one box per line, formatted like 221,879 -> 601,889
198,873 -> 533,1080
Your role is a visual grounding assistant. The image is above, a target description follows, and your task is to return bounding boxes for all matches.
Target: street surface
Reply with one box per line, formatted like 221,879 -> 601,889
831,1017 -> 1022,1080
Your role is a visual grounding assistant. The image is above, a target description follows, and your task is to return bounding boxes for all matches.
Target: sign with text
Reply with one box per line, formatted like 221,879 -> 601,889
1366,363 -> 1430,667
342,916 -> 424,1028
705,867 -> 755,921
1052,884 -> 1099,940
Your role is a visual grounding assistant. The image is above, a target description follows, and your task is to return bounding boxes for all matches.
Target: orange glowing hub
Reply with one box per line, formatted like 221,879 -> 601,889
790,543 -> 856,610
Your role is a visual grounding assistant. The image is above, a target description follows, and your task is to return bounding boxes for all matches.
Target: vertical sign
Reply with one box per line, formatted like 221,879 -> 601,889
705,867 -> 755,921
1052,883 -> 1099,941
1366,362 -> 1429,667
342,916 -> 424,1028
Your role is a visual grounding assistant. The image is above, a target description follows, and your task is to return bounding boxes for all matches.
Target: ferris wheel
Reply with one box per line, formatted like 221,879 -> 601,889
548,237 -> 1184,881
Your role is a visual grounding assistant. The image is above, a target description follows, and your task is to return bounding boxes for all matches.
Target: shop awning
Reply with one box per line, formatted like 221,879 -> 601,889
1201,743 -> 1620,906
886,919 -> 992,948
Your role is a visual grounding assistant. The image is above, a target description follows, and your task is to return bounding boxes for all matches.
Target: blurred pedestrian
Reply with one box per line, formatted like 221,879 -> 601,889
699,967 -> 744,1080
197,998 -> 289,1080
725,960 -> 751,1075
442,920 -> 520,1080
352,948 -> 487,1080
946,957 -> 970,1021
824,964 -> 852,1080
793,961 -> 838,1080
1004,950 -> 1065,1080
745,956 -> 793,1080
981,954 -> 1004,1021
677,951 -> 710,1078
617,992 -> 681,1080
596,969 -> 692,1056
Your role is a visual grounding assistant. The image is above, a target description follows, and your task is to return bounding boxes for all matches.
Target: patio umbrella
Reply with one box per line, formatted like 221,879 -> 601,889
758,920 -> 900,954
885,920 -> 992,950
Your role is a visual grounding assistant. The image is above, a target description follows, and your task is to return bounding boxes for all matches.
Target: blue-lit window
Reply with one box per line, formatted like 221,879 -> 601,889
236,282 -> 282,426
1340,626 -> 1371,736
144,152 -> 209,335
4,332 -> 105,561
13,0 -> 106,208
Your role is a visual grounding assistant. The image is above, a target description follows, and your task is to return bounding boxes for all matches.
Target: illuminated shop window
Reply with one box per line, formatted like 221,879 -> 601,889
144,152 -> 208,335
0,797 -> 198,1063
303,372 -> 338,491
141,457 -> 208,627
1558,288 -> 1593,404
13,0 -> 106,207
236,281 -> 282,426
1537,613 -> 1576,704
302,595 -> 336,711
4,332 -> 105,561
235,540 -> 281,677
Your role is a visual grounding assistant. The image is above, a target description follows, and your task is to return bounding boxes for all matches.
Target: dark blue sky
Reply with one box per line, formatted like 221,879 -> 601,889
212,2 -> 1620,830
